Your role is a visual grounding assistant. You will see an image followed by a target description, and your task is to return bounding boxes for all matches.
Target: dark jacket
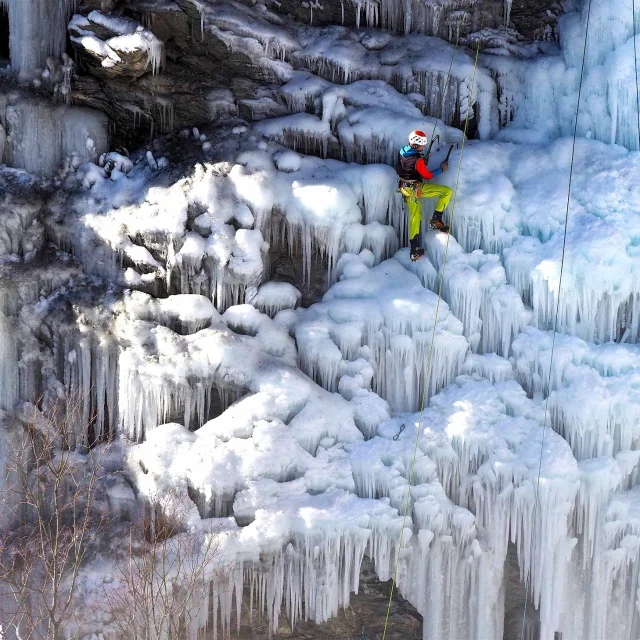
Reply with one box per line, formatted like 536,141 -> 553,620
397,145 -> 442,181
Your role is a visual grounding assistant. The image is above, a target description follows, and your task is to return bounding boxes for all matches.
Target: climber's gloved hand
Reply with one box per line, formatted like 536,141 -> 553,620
440,161 -> 449,172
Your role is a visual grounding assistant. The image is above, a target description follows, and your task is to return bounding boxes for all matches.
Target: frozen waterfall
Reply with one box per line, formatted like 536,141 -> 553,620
2,0 -> 640,639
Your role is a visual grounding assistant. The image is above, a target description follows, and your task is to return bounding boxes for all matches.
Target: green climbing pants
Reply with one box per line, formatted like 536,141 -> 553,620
401,183 -> 453,238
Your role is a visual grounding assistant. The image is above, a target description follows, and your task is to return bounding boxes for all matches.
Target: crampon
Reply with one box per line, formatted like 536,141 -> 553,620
429,218 -> 449,233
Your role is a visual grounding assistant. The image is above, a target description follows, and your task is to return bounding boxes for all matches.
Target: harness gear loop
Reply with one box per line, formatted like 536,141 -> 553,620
398,179 -> 423,199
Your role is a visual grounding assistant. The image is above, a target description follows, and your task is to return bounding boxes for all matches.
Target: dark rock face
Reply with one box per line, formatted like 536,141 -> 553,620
270,0 -> 359,27
509,0 -> 563,41
231,559 -> 423,640
66,0 -> 563,152
502,544 -> 540,640
269,0 -> 561,43
69,0 -> 288,148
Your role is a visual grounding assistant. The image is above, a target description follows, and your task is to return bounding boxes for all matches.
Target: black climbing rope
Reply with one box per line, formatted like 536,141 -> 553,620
634,0 -> 640,148
425,0 -> 474,156
519,0 -> 593,638
381,1 -> 488,638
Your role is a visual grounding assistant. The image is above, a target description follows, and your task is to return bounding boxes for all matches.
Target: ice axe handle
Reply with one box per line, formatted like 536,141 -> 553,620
444,143 -> 458,164
424,135 -> 440,164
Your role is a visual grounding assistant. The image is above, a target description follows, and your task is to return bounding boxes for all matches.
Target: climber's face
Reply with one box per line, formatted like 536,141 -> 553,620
412,143 -> 426,152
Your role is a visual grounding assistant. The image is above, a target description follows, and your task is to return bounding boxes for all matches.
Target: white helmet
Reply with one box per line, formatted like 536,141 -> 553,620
408,129 -> 428,146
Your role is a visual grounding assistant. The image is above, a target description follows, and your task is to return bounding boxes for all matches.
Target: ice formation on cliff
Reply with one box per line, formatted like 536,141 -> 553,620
2,0 -> 640,639
0,0 -> 75,77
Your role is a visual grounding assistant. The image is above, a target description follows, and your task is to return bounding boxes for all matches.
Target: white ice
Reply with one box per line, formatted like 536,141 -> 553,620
485,0 -> 640,151
296,251 -> 468,411
3,0 -> 640,638
2,98 -> 109,176
0,0 -> 75,77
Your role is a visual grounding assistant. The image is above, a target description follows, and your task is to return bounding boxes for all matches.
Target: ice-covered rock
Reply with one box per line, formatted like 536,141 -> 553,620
296,252 -> 469,411
258,78 -> 466,165
287,28 -> 499,138
69,11 -> 164,79
1,98 -> 109,176
250,281 -> 302,317
47,132 -> 403,306
184,0 -> 299,82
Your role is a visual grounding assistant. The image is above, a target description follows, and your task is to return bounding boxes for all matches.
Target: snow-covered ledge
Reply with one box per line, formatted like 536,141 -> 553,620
69,10 -> 164,79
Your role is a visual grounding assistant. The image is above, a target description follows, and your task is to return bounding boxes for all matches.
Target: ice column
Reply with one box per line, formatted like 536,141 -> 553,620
1,0 -> 75,78
4,101 -> 108,176
0,312 -> 18,412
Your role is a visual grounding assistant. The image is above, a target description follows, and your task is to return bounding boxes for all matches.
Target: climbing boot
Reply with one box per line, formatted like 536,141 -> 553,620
430,212 -> 449,233
409,235 -> 424,261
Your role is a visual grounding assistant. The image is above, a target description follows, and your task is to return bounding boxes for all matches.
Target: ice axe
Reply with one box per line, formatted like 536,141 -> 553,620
423,134 -> 440,164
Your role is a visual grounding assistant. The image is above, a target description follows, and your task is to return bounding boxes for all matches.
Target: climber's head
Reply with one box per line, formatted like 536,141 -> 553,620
408,129 -> 428,150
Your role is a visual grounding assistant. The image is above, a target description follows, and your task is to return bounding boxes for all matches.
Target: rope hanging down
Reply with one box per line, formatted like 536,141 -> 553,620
634,0 -> 640,149
425,0 -> 473,154
518,1 -> 593,638
380,2 -> 487,638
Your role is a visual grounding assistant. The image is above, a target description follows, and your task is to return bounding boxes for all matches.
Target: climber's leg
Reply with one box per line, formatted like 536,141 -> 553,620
407,190 -> 422,241
420,183 -> 453,215
405,192 -> 425,260
420,183 -> 452,233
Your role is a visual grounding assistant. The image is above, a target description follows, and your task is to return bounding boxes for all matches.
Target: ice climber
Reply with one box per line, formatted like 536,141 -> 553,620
398,130 -> 452,261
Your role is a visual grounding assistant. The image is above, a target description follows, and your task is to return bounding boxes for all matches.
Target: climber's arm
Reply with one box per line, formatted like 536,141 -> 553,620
416,157 -> 442,180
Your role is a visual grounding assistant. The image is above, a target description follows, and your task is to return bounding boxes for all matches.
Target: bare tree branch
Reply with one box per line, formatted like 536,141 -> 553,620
104,489 -> 227,640
0,397 -> 112,640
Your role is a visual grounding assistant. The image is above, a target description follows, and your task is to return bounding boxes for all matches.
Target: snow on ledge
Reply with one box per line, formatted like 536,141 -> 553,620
69,10 -> 164,75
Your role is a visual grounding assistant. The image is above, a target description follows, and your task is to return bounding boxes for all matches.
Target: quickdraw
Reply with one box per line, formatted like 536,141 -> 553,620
393,423 -> 406,441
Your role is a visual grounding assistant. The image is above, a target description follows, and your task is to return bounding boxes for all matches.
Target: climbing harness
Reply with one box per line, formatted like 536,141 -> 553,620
381,1 -> 487,639
392,423 -> 406,441
518,1 -> 593,639
397,179 -> 422,198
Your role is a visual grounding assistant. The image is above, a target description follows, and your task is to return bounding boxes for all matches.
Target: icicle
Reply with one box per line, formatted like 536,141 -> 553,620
155,95 -> 174,133
0,312 -> 18,412
296,257 -> 468,412
504,0 -> 513,28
